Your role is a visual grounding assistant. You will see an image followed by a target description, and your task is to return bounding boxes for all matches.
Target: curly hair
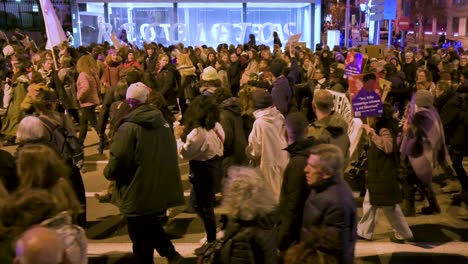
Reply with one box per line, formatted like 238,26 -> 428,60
222,166 -> 277,221
181,95 -> 220,141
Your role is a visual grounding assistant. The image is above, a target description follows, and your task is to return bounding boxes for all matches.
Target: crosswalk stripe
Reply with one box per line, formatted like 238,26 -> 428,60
87,241 -> 468,258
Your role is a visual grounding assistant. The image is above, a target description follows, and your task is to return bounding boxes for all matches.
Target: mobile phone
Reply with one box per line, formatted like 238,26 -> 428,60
393,102 -> 399,113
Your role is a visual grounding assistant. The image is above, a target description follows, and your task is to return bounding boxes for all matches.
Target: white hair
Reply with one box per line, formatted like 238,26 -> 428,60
222,166 -> 277,221
16,116 -> 46,143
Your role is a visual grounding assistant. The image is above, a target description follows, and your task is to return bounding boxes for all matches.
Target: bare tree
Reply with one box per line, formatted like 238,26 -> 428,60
409,0 -> 447,44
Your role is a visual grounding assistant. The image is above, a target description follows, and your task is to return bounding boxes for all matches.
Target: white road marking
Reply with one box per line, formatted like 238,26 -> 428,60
87,241 -> 468,258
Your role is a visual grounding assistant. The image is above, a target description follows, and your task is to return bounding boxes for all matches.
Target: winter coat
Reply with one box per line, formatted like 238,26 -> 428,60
229,61 -> 242,95
76,72 -> 100,107
39,68 -> 67,108
177,122 -> 225,161
308,111 -> 350,165
278,137 -> 320,251
20,83 -> 53,113
1,74 -> 29,138
101,58 -> 123,90
0,149 -> 18,193
219,97 -> 248,175
246,106 -> 289,201
155,64 -> 179,107
221,213 -> 278,264
400,107 -> 451,185
434,91 -> 466,149
366,128 -> 402,206
57,67 -> 79,109
144,54 -> 158,74
271,76 -> 292,117
301,176 -> 357,264
104,104 -> 185,216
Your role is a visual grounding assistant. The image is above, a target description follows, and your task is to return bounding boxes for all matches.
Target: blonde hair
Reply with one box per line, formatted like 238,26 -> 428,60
16,116 -> 47,143
222,166 -> 276,221
177,53 -> 193,67
76,54 -> 98,75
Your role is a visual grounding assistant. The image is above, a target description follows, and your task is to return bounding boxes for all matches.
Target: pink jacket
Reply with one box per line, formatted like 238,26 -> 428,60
77,72 -> 100,107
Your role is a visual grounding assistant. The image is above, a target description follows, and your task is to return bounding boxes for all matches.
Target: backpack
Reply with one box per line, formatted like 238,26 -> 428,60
41,211 -> 87,264
182,74 -> 200,101
196,226 -> 256,264
39,115 -> 84,169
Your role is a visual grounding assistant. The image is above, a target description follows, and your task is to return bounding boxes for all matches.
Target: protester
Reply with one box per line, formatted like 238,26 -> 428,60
246,89 -> 289,202
104,82 -> 184,263
301,144 -> 357,264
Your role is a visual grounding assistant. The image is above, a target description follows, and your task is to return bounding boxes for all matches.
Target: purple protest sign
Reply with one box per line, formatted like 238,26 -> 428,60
348,73 -> 383,118
344,51 -> 366,78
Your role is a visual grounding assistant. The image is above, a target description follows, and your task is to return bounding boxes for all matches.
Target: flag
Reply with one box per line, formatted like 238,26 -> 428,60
39,0 -> 67,49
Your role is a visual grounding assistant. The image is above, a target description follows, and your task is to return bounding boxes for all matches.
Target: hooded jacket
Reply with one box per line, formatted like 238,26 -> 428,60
104,104 -> 185,216
278,137 -> 320,251
246,106 -> 289,201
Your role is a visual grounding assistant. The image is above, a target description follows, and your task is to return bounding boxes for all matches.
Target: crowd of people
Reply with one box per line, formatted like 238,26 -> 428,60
0,28 -> 468,264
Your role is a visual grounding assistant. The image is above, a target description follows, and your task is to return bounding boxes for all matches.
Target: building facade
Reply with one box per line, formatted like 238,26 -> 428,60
70,0 -> 322,49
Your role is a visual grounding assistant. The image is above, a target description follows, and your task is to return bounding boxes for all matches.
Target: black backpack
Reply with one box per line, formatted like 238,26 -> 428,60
39,115 -> 84,169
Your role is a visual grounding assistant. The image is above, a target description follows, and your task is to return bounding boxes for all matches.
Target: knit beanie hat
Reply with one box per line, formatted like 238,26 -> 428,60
126,82 -> 149,103
251,89 -> 273,110
415,89 -> 434,108
201,66 -> 220,81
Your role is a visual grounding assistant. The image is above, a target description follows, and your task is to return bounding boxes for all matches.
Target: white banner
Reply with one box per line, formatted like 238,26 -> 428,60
39,0 -> 67,49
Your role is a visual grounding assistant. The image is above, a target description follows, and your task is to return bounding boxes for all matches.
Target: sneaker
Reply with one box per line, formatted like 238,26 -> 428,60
357,235 -> 372,241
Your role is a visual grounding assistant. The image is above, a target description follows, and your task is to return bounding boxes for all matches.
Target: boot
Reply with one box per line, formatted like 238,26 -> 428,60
421,189 -> 441,215
402,199 -> 416,217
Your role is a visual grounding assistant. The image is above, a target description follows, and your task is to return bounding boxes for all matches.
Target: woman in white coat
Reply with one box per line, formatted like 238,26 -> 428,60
246,89 -> 289,202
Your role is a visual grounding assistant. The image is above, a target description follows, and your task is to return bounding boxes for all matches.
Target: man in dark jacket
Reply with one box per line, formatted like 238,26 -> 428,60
301,144 -> 357,264
278,112 -> 320,255
104,82 -> 184,264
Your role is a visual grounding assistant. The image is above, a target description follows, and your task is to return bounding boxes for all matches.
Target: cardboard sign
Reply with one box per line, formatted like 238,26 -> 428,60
286,33 -> 302,49
348,74 -> 383,118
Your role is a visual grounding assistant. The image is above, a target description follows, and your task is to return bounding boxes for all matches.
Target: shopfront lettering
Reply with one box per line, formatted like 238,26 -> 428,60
138,22 -> 296,44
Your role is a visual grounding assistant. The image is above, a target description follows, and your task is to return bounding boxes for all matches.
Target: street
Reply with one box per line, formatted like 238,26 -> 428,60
3,129 -> 468,264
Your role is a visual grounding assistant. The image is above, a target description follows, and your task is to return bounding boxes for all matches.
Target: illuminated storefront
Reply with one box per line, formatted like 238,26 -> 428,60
71,0 -> 322,49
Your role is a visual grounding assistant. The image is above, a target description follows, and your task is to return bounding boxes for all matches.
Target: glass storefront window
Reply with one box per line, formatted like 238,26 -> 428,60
246,3 -> 311,48
178,3 -> 242,47
74,1 -> 314,48
110,3 -> 173,45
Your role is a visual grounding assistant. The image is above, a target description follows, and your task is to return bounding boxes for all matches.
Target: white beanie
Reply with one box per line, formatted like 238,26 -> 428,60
126,82 -> 149,103
201,66 -> 220,81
